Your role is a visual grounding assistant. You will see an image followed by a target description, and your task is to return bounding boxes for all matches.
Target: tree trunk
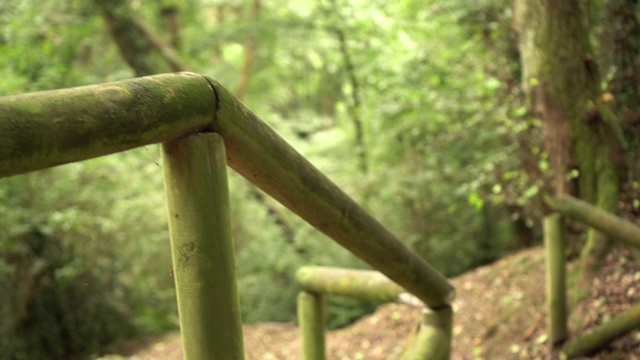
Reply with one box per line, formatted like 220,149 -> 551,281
96,0 -> 186,76
321,0 -> 368,175
513,0 -> 624,281
235,0 -> 261,100
159,0 -> 182,50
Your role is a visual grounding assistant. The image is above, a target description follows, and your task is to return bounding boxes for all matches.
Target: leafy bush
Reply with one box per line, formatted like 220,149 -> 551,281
0,150 -> 177,359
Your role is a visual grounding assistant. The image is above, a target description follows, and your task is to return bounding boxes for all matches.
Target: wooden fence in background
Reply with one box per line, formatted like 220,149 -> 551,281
295,266 -> 450,359
545,195 -> 640,358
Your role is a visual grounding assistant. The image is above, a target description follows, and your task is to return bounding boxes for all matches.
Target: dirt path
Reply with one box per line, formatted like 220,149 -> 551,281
105,247 -> 640,359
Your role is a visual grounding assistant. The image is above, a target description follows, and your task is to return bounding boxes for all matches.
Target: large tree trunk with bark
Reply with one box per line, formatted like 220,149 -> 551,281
514,0 -> 625,281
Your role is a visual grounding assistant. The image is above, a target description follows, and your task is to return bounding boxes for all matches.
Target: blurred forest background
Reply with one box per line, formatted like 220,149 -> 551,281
1,0 -> 640,359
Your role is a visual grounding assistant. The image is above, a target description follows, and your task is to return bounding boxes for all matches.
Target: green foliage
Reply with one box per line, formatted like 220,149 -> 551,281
0,0 -> 128,94
229,172 -> 370,328
0,149 -> 176,358
1,234 -> 137,360
0,0 -> 548,355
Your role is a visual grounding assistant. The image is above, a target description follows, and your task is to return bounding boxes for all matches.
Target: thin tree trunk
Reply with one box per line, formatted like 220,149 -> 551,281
334,27 -> 368,174
235,0 -> 261,100
322,0 -> 368,175
212,4 -> 226,63
159,0 -> 182,50
96,0 -> 186,76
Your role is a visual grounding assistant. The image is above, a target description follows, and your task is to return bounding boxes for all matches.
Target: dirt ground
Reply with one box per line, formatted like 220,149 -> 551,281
104,247 -> 640,359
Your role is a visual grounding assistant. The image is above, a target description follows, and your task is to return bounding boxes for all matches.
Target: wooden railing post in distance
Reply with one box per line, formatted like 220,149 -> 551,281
400,307 -> 452,360
544,214 -> 568,346
162,133 -> 244,359
298,291 -> 326,360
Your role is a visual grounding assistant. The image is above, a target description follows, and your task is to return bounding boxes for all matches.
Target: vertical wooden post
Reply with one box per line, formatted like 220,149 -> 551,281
162,133 -> 244,359
298,291 -> 326,360
400,307 -> 452,360
544,213 -> 568,346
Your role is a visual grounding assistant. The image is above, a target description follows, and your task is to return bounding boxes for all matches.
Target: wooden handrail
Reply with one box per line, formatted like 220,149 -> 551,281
0,72 -> 216,177
296,266 -> 408,304
0,73 -> 455,308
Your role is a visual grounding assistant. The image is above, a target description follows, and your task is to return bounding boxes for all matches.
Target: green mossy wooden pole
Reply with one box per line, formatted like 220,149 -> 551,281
548,195 -> 640,249
162,133 -> 244,360
400,307 -> 452,360
544,214 -> 568,346
296,266 -> 406,303
298,291 -> 326,360
560,302 -> 640,359
208,79 -> 454,308
0,72 -> 216,178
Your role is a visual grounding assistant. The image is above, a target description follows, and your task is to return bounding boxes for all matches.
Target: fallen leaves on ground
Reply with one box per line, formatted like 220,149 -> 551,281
106,246 -> 640,359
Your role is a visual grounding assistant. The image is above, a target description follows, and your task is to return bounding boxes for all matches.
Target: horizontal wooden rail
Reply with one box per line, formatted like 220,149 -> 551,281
0,73 -> 454,308
296,266 -> 409,304
0,72 -> 217,177
546,195 -> 640,249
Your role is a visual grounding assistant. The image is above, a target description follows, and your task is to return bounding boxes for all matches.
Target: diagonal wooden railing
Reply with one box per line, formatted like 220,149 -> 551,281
0,72 -> 455,359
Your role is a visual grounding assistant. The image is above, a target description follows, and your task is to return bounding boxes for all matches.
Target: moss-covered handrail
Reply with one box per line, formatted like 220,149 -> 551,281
0,72 -> 454,309
0,72 -> 217,175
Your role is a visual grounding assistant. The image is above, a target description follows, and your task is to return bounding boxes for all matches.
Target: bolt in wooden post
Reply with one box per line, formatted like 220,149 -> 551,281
544,213 -> 568,346
162,133 -> 244,359
298,291 -> 326,360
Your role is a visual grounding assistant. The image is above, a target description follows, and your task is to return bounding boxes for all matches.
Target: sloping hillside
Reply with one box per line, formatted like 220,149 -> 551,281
106,247 -> 640,359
